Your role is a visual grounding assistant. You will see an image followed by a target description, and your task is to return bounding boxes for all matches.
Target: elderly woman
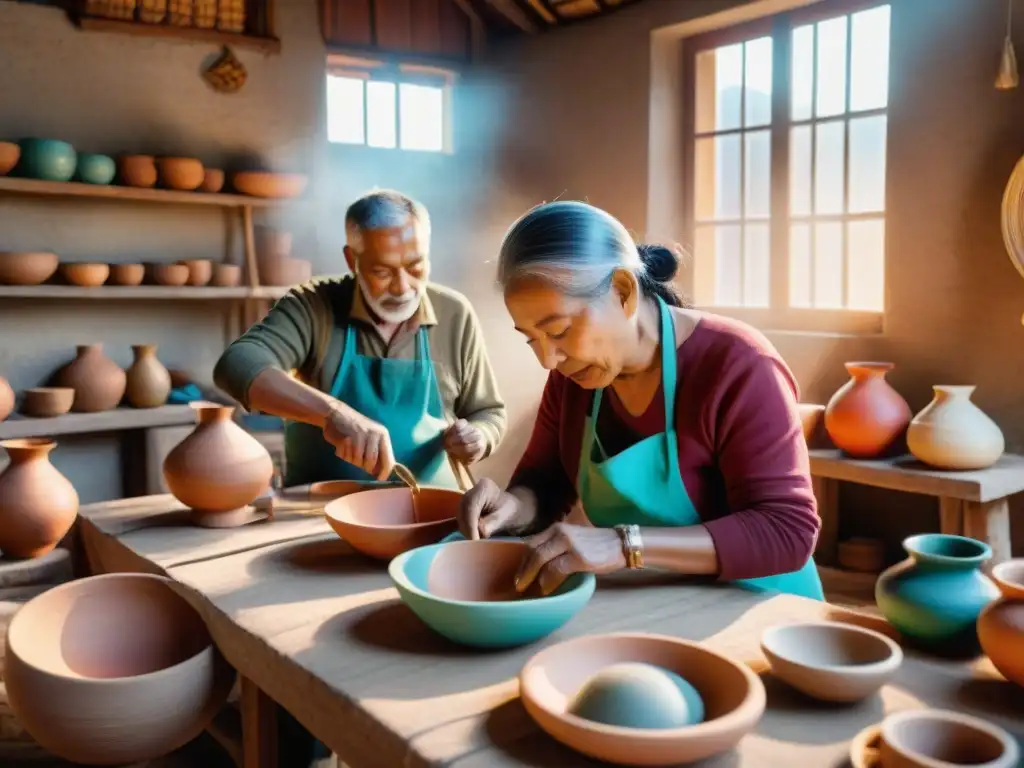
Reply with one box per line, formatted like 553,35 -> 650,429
458,201 -> 823,601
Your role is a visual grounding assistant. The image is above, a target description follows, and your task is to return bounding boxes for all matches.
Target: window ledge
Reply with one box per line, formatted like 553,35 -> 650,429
693,306 -> 885,337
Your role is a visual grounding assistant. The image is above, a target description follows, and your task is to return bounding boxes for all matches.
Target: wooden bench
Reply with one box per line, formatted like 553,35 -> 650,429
809,449 -> 1024,565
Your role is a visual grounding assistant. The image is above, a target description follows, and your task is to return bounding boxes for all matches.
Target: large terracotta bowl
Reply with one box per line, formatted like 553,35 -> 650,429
879,709 -> 1019,768
232,171 -> 308,199
324,486 -> 460,560
61,262 -> 109,287
519,633 -> 766,766
4,573 -> 233,764
157,157 -> 204,191
0,251 -> 59,285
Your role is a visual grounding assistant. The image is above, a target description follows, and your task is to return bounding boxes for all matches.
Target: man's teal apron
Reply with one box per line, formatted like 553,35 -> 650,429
283,321 -> 459,489
575,297 -> 824,601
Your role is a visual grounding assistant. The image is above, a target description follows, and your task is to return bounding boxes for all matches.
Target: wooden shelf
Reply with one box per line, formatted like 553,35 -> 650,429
0,285 -> 292,301
0,177 -> 283,208
75,16 -> 282,55
0,405 -> 196,441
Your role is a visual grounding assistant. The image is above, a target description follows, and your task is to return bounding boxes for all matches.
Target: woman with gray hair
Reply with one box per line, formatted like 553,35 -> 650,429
457,200 -> 823,600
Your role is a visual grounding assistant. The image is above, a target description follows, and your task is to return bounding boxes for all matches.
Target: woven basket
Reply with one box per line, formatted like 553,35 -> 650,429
167,0 -> 192,26
216,0 -> 245,33
84,0 -> 136,20
193,0 -> 217,28
137,0 -> 167,23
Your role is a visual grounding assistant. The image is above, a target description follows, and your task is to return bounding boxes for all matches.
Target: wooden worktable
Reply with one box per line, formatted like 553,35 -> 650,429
77,495 -> 1024,768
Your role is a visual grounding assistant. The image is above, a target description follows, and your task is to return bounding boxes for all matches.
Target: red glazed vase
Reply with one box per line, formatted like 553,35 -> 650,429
824,362 -> 911,458
0,439 -> 79,558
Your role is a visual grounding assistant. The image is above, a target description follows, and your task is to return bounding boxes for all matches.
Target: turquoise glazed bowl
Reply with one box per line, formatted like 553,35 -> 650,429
875,534 -> 999,648
74,153 -> 115,185
388,539 -> 596,649
16,139 -> 77,182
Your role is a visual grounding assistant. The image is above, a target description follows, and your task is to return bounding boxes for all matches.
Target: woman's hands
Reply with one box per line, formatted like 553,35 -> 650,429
457,479 -> 538,539
515,523 -> 627,596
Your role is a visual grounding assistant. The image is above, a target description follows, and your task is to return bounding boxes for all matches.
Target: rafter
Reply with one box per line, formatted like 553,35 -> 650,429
484,0 -> 540,33
524,0 -> 559,25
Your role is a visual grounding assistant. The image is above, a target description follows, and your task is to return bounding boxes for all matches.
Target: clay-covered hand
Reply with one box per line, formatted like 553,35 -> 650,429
458,478 -> 537,540
515,523 -> 627,596
322,403 -> 395,481
443,419 -> 487,464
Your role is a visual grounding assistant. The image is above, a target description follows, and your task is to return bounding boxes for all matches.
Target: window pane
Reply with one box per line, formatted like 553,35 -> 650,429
744,224 -> 770,307
715,225 -> 743,306
847,219 -> 885,311
789,223 -> 812,308
744,36 -> 773,127
815,16 -> 848,118
791,24 -> 814,121
400,84 -> 444,152
814,221 -> 843,308
849,115 -> 887,213
694,135 -> 741,221
815,120 -> 845,215
326,75 -> 365,145
745,130 -> 771,219
695,44 -> 743,133
367,80 -> 397,149
693,226 -> 717,305
850,5 -> 891,111
790,125 -> 812,216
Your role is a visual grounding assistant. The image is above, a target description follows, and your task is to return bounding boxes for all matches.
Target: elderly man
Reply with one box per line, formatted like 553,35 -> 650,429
214,189 -> 506,489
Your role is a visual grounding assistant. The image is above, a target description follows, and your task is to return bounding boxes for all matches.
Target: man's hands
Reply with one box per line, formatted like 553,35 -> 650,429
323,404 -> 395,481
444,419 -> 486,464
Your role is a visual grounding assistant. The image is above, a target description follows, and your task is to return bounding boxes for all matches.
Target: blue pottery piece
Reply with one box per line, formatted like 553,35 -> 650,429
568,662 -> 705,729
388,541 -> 596,649
875,534 -> 999,648
74,153 -> 115,185
16,139 -> 77,182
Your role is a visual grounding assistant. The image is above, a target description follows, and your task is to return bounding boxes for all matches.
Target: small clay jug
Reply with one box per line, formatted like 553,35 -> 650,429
54,344 -> 126,413
125,344 -> 171,409
0,375 -> 13,421
824,362 -> 911,458
0,439 -> 79,559
162,403 -> 274,528
907,385 -> 1005,470
978,559 -> 1024,688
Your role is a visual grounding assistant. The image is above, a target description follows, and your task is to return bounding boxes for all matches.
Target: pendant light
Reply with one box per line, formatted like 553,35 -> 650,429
996,0 -> 1019,90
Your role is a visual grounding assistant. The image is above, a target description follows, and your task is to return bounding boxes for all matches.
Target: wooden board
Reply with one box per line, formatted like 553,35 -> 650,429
0,405 -> 196,441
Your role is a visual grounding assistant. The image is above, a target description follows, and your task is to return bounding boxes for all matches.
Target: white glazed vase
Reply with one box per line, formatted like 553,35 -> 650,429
907,386 -> 1004,470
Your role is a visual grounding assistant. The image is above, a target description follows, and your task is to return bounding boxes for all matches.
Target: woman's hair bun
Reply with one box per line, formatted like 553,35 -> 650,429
637,243 -> 679,283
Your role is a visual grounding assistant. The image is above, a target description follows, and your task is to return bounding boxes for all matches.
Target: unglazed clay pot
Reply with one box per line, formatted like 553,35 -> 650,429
199,168 -> 225,193
0,439 -> 79,559
907,385 -> 1005,470
125,344 -> 171,408
233,171 -> 308,199
178,258 -> 212,286
978,559 -> 1024,688
0,251 -> 59,286
109,262 -> 145,286
825,362 -> 911,458
0,141 -> 20,176
60,262 -> 109,287
54,344 -> 126,413
4,573 -> 233,764
162,402 -> 274,527
20,387 -> 74,418
148,262 -> 190,286
210,263 -> 242,287
156,157 -> 204,191
0,375 -> 13,421
879,709 -> 1019,768
117,154 -> 158,188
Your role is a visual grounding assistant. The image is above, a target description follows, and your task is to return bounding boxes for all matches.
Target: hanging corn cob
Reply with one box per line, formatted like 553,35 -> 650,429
84,0 -> 137,20
166,0 -> 193,26
216,0 -> 245,33
193,0 -> 217,29
137,0 -> 168,23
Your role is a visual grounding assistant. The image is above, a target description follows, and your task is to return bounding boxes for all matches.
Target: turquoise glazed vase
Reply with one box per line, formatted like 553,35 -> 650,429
875,534 -> 999,649
75,153 -> 115,185
16,139 -> 77,182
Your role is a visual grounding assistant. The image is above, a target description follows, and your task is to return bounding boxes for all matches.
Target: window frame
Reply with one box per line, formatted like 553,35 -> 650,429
681,0 -> 891,335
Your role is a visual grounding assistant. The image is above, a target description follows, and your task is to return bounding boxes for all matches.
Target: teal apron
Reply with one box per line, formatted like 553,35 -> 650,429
577,297 -> 824,601
283,322 -> 459,489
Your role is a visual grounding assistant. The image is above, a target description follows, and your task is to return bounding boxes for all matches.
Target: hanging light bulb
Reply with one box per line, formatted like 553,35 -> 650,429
997,0 -> 1019,89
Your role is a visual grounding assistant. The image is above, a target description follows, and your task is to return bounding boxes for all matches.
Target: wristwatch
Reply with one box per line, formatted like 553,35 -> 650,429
614,524 -> 644,569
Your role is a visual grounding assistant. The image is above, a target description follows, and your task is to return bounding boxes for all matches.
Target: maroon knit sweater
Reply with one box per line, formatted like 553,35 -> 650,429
508,312 -> 820,581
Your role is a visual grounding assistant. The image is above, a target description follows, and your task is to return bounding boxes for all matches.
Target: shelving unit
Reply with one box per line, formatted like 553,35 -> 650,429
0,177 -> 277,207
74,16 -> 282,55
0,406 -> 195,441
0,285 -> 289,301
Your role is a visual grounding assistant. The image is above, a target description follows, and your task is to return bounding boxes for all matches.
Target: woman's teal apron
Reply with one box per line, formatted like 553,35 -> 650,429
576,297 -> 824,601
283,322 -> 459,489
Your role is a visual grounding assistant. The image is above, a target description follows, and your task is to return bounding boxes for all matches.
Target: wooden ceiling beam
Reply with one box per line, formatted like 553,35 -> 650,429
449,0 -> 489,58
524,0 -> 559,25
484,0 -> 540,33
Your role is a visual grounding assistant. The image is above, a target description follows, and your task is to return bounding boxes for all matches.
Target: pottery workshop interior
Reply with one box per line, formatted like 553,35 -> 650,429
2,0 -> 1024,766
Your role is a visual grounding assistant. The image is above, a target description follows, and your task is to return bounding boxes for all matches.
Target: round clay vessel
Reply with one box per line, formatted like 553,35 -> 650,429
568,662 -> 705,729
0,141 -> 20,175
148,262 -> 190,286
0,251 -> 59,286
879,709 -> 1019,768
125,344 -> 171,408
178,258 -> 212,286
519,632 -> 765,766
760,621 -> 902,702
0,376 -> 13,421
0,439 -> 79,559
907,385 -> 1005,470
211,263 -> 242,287
797,403 -> 825,444
20,387 -> 74,418
156,157 -> 204,191
232,171 -> 308,199
117,154 -> 157,188
875,534 -> 999,649
978,559 -> 1024,688
200,168 -> 225,193
3,573 -> 233,764
162,402 -> 274,527
16,139 -> 76,182
109,262 -> 145,286
54,344 -> 126,413
74,153 -> 116,185
825,362 -> 911,458
60,262 -> 109,287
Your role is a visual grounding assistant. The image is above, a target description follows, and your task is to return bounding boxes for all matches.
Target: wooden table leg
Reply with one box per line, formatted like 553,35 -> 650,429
812,476 -> 840,565
938,497 -> 964,536
241,676 -> 278,768
962,498 -> 1012,565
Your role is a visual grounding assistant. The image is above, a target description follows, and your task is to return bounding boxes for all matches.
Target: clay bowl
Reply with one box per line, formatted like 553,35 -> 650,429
310,479 -> 401,499
20,387 -> 74,418
519,633 -> 765,766
0,141 -> 20,175
109,263 -> 145,286
178,258 -> 212,286
117,154 -> 158,188
990,558 -> 1024,600
210,263 -> 242,287
4,573 -> 233,765
199,168 -> 225,193
157,157 -> 204,191
324,486 -> 460,560
760,621 -> 902,703
0,251 -> 58,285
60,262 -> 109,287
389,539 -> 596,648
879,709 -> 1019,768
232,171 -> 308,199
148,262 -> 190,287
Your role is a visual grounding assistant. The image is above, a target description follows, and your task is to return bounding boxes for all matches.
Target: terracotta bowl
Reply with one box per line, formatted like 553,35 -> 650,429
109,263 -> 145,286
20,387 -> 74,418
324,486 -> 460,560
310,479 -> 401,499
148,262 -> 190,287
990,558 -> 1024,600
157,157 -> 204,191
520,633 -> 765,766
260,256 -> 313,287
4,573 -> 233,765
232,171 -> 308,199
178,258 -> 212,286
389,539 -> 596,648
117,155 -> 158,188
760,621 -> 902,703
879,709 -> 1019,768
0,141 -> 20,176
61,262 -> 109,287
0,251 -> 59,285
199,168 -> 225,193
210,263 -> 242,287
